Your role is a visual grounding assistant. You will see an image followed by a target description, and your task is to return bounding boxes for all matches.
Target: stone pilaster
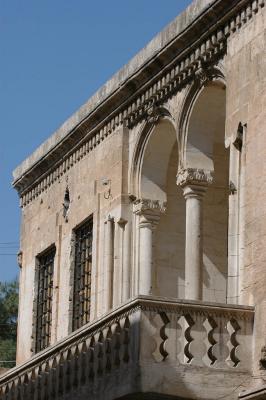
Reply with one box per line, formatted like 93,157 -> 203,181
104,216 -> 114,312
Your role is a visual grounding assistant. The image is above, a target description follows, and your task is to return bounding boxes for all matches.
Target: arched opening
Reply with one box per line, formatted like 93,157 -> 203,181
138,118 -> 185,298
184,82 -> 229,303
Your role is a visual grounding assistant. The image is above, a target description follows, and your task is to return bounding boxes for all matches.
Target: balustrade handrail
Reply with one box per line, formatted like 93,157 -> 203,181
0,295 -> 254,387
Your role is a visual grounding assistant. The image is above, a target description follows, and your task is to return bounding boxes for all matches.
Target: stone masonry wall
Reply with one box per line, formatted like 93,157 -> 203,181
225,4 -> 266,378
17,125 -> 126,364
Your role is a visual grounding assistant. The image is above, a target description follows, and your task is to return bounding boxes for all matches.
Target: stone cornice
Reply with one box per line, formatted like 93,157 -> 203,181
13,0 -> 265,207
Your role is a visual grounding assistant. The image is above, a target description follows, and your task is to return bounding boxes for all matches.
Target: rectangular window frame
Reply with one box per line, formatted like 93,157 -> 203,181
71,217 -> 93,332
33,245 -> 56,353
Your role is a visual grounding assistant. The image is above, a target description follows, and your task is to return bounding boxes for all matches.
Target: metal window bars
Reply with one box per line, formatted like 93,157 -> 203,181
36,247 -> 55,353
73,219 -> 93,331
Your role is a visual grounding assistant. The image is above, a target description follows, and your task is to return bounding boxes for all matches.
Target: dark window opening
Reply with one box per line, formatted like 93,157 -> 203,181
73,218 -> 93,331
36,247 -> 55,353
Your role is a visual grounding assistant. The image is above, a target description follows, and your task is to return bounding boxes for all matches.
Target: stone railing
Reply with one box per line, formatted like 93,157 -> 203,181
0,296 -> 254,400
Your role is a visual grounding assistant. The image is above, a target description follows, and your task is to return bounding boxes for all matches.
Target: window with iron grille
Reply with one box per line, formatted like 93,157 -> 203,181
73,218 -> 93,331
35,247 -> 55,353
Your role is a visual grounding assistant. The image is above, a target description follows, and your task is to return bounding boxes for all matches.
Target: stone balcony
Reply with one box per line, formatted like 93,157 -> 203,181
0,296 -> 254,400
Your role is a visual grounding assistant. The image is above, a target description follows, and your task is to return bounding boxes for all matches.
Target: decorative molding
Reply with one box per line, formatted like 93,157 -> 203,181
16,0 -> 265,207
145,104 -> 166,125
176,168 -> 214,187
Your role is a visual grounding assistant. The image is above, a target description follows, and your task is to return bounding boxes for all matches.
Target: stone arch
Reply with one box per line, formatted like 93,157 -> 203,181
130,107 -> 176,201
178,66 -> 226,171
177,70 -> 229,303
132,109 -> 186,298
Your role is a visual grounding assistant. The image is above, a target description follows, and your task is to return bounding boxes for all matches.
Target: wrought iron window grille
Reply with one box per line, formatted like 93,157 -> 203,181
72,218 -> 93,331
35,247 -> 55,353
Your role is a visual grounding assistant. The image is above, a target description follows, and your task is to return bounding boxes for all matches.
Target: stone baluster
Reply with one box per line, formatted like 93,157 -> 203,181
177,168 -> 213,300
133,199 -> 166,295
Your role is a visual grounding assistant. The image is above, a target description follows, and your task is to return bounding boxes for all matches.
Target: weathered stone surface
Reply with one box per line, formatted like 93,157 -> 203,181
3,0 -> 266,399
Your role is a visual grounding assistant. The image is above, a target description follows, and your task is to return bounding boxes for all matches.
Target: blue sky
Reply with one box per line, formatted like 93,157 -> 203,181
0,0 -> 192,282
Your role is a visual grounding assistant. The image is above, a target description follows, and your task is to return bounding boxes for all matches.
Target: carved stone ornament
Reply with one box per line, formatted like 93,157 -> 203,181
133,199 -> 166,228
17,251 -> 23,268
176,168 -> 214,187
195,63 -> 212,86
63,186 -> 70,222
146,104 -> 164,124
133,198 -> 167,215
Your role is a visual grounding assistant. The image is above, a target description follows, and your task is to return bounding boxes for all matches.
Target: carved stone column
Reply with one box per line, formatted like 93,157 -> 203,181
134,199 -> 166,296
177,168 -> 213,301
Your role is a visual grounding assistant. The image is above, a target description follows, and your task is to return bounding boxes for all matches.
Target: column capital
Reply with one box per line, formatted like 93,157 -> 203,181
133,198 -> 166,228
176,167 -> 214,188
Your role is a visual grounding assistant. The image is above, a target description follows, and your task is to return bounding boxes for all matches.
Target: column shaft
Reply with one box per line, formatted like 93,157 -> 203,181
139,222 -> 153,295
133,199 -> 166,297
184,186 -> 205,300
177,168 -> 213,301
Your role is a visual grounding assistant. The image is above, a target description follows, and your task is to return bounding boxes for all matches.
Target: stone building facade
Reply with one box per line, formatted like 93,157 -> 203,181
0,0 -> 266,398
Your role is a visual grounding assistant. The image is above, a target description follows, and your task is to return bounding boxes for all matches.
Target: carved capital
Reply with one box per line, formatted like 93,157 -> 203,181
133,199 -> 166,228
176,168 -> 214,188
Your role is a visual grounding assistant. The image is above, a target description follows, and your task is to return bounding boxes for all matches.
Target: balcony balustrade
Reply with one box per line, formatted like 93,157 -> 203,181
0,296 -> 254,400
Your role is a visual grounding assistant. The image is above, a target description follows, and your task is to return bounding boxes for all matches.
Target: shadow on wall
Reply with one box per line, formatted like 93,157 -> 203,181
139,82 -> 229,304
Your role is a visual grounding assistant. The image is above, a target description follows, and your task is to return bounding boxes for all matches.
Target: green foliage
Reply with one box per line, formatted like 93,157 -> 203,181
0,279 -> 19,368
